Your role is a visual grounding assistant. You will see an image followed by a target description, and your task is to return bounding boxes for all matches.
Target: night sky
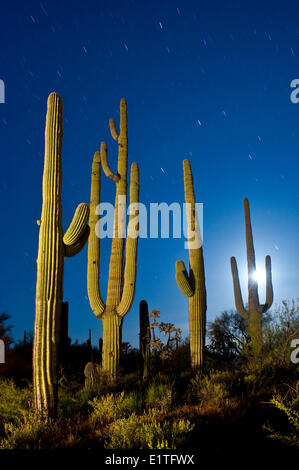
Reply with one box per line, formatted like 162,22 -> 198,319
1,0 -> 299,347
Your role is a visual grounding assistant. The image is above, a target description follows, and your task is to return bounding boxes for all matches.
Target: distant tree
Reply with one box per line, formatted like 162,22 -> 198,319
207,310 -> 249,360
149,310 -> 182,365
262,299 -> 299,368
0,313 -> 13,347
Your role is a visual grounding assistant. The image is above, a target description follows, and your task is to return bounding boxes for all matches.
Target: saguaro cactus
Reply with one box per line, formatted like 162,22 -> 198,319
175,159 -> 206,370
33,93 -> 89,419
87,98 -> 139,379
139,300 -> 151,380
230,198 -> 273,355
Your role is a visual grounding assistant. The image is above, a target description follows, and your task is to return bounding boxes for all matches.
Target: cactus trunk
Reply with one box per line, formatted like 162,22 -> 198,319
33,93 -> 89,419
102,314 -> 122,378
33,93 -> 64,419
189,289 -> 205,368
248,310 -> 263,355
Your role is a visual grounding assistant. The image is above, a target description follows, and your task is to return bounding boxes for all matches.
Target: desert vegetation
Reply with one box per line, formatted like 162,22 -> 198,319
0,298 -> 298,452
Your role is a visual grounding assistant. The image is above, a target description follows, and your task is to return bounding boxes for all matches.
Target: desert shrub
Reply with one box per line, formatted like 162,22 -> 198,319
0,413 -> 63,449
105,409 -> 194,449
58,387 -> 93,419
145,379 -> 173,410
0,378 -> 32,427
262,300 -> 299,369
263,384 -> 299,448
241,360 -> 274,394
189,370 -> 229,406
121,390 -> 143,413
207,311 -> 249,361
90,390 -> 142,426
90,392 -> 125,426
141,417 -> 194,449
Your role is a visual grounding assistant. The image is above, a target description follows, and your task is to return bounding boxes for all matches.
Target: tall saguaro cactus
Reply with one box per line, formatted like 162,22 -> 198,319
87,98 -> 139,379
230,198 -> 273,355
33,93 -> 90,419
139,300 -> 151,380
175,159 -> 206,370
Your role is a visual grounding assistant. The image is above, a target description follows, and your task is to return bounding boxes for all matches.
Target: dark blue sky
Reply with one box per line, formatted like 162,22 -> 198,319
1,0 -> 299,346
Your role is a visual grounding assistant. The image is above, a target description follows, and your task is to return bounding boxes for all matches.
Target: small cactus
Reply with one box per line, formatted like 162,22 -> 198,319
139,300 -> 151,380
230,198 -> 273,355
84,362 -> 101,391
175,159 -> 206,370
33,93 -> 89,419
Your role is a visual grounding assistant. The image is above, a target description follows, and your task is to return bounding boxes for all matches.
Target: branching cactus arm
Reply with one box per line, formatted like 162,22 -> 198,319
87,151 -> 105,318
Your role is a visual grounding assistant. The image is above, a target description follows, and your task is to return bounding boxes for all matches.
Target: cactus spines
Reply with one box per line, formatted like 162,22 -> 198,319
230,198 -> 273,355
139,300 -> 151,380
33,92 -> 89,419
175,159 -> 206,370
87,98 -> 139,379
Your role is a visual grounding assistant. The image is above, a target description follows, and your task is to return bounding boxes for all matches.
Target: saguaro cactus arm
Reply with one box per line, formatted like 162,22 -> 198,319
64,225 -> 90,257
117,162 -> 139,317
109,118 -> 119,141
87,151 -> 105,318
265,255 -> 273,308
258,255 -> 273,313
63,203 -> 90,247
100,141 -> 120,183
175,260 -> 194,297
230,256 -> 249,320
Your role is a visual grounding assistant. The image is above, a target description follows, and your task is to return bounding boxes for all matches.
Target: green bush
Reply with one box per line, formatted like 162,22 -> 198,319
0,413 -> 63,449
0,378 -> 32,427
264,300 -> 299,361
105,409 -> 194,449
58,388 -> 93,419
189,370 -> 229,406
145,379 -> 173,410
263,384 -> 299,448
90,390 -> 142,426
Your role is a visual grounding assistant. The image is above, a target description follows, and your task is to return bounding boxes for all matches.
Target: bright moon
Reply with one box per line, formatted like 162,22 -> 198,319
253,269 -> 265,283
